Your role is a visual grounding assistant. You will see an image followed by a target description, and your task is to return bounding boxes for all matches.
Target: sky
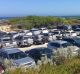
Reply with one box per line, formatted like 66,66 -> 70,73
0,0 -> 80,17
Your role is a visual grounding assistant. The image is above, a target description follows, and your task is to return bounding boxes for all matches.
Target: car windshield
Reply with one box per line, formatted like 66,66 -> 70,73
33,30 -> 38,31
50,43 -> 60,48
43,33 -> 48,36
9,52 -> 27,60
75,29 -> 80,31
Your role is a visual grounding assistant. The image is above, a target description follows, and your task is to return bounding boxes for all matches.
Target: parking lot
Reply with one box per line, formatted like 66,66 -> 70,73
0,25 -> 80,69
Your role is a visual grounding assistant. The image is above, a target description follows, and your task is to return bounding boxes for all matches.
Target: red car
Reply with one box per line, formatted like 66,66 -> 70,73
0,64 -> 5,74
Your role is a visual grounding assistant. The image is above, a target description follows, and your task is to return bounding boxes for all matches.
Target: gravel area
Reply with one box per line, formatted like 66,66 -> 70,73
18,43 -> 48,52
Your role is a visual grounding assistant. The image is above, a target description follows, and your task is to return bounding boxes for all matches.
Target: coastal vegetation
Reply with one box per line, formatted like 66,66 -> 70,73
5,57 -> 80,74
9,16 -> 80,29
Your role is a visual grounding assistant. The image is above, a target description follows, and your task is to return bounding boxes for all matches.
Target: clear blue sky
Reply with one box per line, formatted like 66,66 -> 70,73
0,0 -> 80,17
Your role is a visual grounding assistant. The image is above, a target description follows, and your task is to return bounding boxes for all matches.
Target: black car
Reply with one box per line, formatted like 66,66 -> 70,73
72,25 -> 80,30
62,37 -> 80,47
57,25 -> 72,30
25,48 -> 53,63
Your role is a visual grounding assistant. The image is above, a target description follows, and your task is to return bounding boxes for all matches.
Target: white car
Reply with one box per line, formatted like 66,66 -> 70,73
25,31 -> 32,36
0,37 -> 17,48
50,30 -> 62,39
40,27 -> 49,34
62,30 -> 77,37
48,33 -> 57,41
30,28 -> 41,35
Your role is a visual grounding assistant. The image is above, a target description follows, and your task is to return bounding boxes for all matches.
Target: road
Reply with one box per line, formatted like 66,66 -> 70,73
18,43 -> 48,52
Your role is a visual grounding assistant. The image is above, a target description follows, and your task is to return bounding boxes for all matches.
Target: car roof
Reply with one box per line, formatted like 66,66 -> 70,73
0,48 -> 21,54
31,47 -> 48,50
72,37 -> 80,41
0,36 -> 11,39
63,37 -> 79,40
50,40 -> 68,45
30,28 -> 39,31
25,47 -> 49,52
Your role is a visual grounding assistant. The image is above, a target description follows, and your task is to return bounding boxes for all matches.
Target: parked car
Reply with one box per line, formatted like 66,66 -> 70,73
50,30 -> 62,39
62,30 -> 77,37
7,31 -> 19,39
30,28 -> 41,35
42,33 -> 54,42
74,28 -> 80,36
0,48 -> 36,68
48,40 -> 70,49
40,27 -> 49,34
72,25 -> 80,30
0,36 -> 17,48
15,35 -> 33,47
47,40 -> 79,56
48,33 -> 56,41
25,47 -> 53,63
32,35 -> 45,45
57,25 -> 72,30
25,31 -> 32,36
43,33 -> 57,42
0,31 -> 7,38
62,37 -> 80,47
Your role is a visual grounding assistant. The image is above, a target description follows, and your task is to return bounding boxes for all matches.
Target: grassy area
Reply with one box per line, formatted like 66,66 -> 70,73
5,58 -> 80,74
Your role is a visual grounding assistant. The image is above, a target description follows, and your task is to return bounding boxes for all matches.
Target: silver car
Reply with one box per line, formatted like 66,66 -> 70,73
0,48 -> 36,68
15,35 -> 33,47
0,37 -> 17,48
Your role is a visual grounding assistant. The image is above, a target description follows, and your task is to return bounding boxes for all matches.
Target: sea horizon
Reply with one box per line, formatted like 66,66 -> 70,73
0,15 -> 80,20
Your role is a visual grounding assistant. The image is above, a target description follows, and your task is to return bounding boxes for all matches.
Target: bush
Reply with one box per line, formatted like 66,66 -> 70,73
5,58 -> 80,74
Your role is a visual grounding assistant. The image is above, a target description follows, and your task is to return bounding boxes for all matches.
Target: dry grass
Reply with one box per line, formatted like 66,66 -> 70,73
5,58 -> 80,74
